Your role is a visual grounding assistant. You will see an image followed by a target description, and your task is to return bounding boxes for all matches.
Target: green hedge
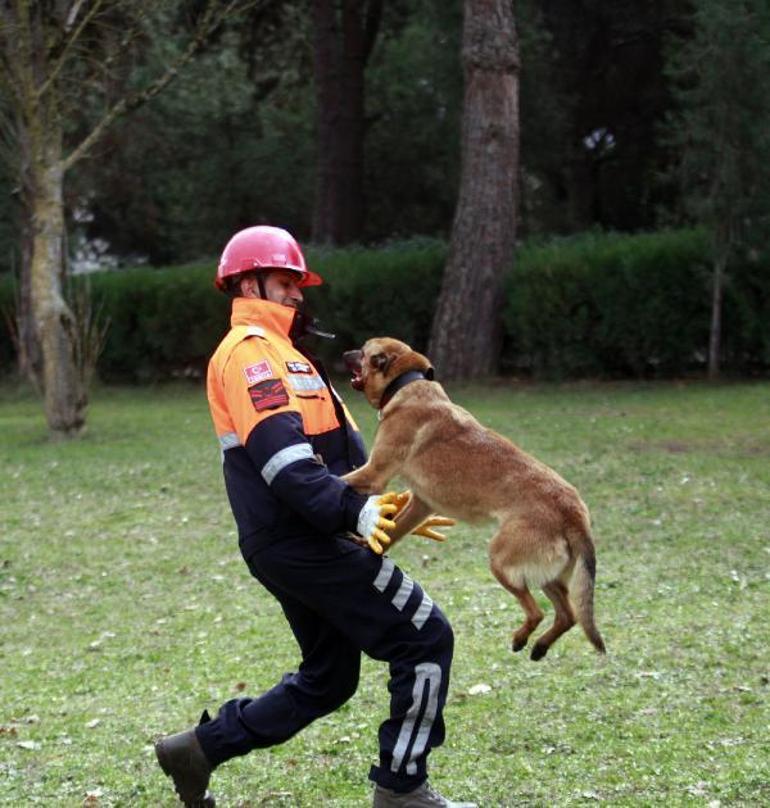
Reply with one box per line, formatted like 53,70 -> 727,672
0,239 -> 446,381
1,229 -> 768,381
94,238 -> 445,380
305,238 -> 446,368
504,229 -> 711,376
504,229 -> 770,377
92,263 -> 230,381
0,263 -> 230,382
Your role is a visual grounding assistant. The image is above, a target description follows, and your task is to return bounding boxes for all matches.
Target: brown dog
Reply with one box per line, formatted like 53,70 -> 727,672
342,337 -> 606,661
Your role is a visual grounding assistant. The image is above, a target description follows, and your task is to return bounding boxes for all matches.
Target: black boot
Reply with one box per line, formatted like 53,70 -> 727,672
155,728 -> 215,807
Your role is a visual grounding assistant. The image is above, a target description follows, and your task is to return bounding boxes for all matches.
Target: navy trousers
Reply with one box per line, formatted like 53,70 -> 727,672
195,534 -> 454,792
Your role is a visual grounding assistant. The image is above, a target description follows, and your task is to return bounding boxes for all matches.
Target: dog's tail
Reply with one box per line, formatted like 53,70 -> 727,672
566,528 -> 606,654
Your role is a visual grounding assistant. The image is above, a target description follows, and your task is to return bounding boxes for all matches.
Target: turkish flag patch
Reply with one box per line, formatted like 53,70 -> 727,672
248,378 -> 290,411
243,359 -> 273,385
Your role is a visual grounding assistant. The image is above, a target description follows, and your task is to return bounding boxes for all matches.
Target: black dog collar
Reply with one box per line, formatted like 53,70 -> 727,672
379,369 -> 434,410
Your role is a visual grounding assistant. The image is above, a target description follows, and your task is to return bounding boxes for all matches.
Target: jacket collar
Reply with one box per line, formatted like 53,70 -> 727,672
231,297 -> 298,339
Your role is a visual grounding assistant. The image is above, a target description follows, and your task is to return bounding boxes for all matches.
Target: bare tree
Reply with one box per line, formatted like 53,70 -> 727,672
428,0 -> 519,380
311,0 -> 382,244
0,0 -> 251,438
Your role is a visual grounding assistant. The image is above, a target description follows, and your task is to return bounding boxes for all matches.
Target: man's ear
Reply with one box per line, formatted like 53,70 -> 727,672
371,352 -> 394,374
239,273 -> 259,298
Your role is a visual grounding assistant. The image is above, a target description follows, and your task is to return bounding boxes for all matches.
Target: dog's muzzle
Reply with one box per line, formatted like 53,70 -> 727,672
343,349 -> 364,391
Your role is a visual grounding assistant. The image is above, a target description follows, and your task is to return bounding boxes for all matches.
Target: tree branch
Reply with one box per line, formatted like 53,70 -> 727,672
65,0 -> 89,32
36,0 -> 107,101
76,16 -> 146,93
61,0 -> 246,173
0,45 -> 23,108
0,106 -> 21,171
7,0 -> 39,120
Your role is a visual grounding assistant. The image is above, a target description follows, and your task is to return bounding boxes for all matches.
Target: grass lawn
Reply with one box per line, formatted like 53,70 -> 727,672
1,378 -> 768,807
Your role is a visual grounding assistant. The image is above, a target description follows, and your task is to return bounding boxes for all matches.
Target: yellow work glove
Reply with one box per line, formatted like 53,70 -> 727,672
412,515 -> 456,542
389,489 -> 412,515
357,491 -> 407,554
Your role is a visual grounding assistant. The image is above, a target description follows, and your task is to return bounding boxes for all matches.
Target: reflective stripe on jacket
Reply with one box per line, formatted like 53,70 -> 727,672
207,297 -> 368,552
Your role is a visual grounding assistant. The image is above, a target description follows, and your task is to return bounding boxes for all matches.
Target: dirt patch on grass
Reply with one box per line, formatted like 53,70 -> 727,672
630,438 -> 770,457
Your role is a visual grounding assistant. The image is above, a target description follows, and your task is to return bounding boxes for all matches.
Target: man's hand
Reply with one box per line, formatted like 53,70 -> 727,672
357,491 -> 409,554
412,515 -> 456,542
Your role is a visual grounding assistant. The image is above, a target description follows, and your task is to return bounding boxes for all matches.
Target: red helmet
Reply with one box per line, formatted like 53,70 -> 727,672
215,225 -> 323,291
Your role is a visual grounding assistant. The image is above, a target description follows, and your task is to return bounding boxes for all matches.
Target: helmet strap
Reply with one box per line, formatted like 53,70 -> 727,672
256,273 -> 267,300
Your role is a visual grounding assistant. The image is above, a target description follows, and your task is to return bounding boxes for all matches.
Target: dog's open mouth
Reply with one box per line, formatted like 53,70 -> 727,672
343,350 -> 364,391
350,373 -> 364,391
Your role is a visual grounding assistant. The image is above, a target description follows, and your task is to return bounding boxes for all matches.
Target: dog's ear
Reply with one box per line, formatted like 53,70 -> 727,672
371,352 -> 394,374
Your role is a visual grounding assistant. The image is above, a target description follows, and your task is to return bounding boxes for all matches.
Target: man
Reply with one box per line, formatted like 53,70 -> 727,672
155,226 -> 476,808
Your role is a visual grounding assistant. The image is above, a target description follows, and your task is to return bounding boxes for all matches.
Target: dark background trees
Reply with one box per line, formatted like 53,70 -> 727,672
525,0 -> 690,234
56,0 -> 464,263
1,0 -> 769,434
1,0 -> 720,275
663,0 -> 770,379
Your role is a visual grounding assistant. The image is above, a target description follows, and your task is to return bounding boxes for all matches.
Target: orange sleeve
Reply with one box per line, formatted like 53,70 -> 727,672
221,338 -> 300,445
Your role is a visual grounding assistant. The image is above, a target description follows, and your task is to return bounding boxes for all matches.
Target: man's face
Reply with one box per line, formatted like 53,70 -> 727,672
263,270 -> 304,309
241,270 -> 304,309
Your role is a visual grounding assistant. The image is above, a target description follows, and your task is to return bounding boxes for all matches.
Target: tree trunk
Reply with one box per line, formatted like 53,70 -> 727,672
16,202 -> 44,389
311,0 -> 380,244
29,136 -> 85,437
311,0 -> 342,243
708,250 -> 726,380
337,0 -> 366,243
428,0 -> 520,380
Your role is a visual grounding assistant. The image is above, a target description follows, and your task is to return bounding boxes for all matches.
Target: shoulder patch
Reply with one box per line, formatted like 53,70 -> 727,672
287,374 -> 326,392
243,359 -> 274,386
249,378 -> 290,411
286,360 -> 313,374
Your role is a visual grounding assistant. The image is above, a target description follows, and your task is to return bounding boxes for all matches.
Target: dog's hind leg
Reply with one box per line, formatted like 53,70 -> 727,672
530,578 -> 576,661
489,519 -> 574,655
489,545 -> 544,653
508,585 -> 544,653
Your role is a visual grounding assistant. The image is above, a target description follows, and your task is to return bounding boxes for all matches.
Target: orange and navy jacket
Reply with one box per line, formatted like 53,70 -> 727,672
207,297 -> 368,555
